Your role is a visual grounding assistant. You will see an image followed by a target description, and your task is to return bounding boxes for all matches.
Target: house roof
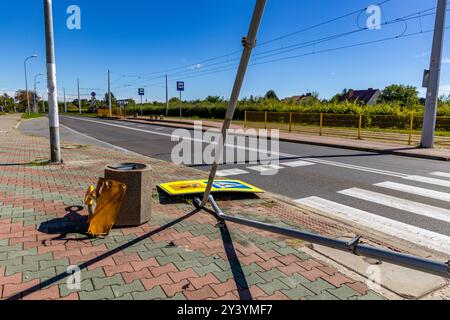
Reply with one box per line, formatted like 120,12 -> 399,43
340,88 -> 380,104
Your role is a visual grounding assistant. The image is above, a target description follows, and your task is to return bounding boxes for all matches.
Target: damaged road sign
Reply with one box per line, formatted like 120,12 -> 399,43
158,180 -> 264,196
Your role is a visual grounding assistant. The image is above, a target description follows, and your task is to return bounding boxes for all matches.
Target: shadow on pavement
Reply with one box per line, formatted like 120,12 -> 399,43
9,207 -> 201,300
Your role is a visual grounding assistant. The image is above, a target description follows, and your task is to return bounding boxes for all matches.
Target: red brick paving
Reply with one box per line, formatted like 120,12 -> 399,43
0,114 -> 388,300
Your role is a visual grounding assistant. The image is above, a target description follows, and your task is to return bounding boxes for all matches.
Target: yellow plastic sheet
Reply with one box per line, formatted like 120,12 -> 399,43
84,178 -> 127,237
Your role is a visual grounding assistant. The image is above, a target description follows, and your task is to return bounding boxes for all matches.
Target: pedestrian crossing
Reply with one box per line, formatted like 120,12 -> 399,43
375,181 -> 450,203
216,160 -> 316,177
295,172 -> 450,254
296,196 -> 450,254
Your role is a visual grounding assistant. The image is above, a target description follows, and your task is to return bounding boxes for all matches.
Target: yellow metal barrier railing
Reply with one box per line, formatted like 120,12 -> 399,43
244,111 -> 450,147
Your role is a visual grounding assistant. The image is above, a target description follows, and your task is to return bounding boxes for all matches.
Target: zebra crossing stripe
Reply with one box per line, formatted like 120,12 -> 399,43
403,175 -> 450,188
295,196 -> 450,254
247,165 -> 283,173
338,188 -> 450,223
375,181 -> 450,203
430,172 -> 450,179
216,169 -> 249,177
282,160 -> 315,168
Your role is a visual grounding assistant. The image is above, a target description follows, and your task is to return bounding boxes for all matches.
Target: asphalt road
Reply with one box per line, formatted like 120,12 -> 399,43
21,116 -> 450,254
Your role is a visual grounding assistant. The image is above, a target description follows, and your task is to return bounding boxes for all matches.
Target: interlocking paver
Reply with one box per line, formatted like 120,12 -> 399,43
111,280 -> 145,298
132,286 -> 167,300
79,286 -> 115,300
257,279 -> 290,295
92,274 -> 124,290
327,285 -> 361,300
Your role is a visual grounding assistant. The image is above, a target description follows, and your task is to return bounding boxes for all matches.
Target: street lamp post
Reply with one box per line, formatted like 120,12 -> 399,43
34,73 -> 43,113
24,55 -> 38,114
44,0 -> 61,163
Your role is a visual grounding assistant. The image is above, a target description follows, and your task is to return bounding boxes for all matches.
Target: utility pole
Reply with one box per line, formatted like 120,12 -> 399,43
421,0 -> 447,148
108,70 -> 112,117
165,74 -> 169,116
44,0 -> 61,163
77,78 -> 81,114
201,0 -> 266,206
24,55 -> 37,114
63,88 -> 67,113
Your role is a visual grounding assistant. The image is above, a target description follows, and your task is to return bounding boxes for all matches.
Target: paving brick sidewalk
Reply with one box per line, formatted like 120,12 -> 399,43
0,114 -> 386,300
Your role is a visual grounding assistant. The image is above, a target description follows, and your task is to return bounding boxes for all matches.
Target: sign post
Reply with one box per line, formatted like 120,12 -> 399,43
201,0 -> 266,206
138,88 -> 145,117
177,81 -> 184,119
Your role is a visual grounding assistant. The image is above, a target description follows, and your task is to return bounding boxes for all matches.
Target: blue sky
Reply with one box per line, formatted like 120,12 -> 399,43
1,0 -> 449,102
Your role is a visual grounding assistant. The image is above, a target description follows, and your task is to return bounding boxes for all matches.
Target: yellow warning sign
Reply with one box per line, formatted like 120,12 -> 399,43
158,180 -> 264,196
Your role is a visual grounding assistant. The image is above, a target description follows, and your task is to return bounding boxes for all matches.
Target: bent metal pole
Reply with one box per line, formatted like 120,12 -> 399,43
194,196 -> 449,278
44,0 -> 61,163
202,0 -> 266,206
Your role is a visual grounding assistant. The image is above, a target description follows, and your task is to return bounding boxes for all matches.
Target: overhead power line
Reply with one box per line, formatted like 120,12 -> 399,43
112,5 -> 440,91
111,0 -> 394,81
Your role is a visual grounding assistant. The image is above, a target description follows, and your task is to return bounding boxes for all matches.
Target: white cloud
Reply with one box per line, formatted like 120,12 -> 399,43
442,58 -> 450,64
414,51 -> 430,59
188,63 -> 203,70
439,85 -> 450,94
0,88 -> 16,97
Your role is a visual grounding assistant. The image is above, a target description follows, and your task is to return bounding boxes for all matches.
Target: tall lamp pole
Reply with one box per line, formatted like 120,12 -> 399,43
44,0 -> 61,163
24,54 -> 38,114
34,73 -> 43,113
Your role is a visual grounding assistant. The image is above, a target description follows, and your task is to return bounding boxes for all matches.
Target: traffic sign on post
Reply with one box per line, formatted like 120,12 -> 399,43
176,82 -> 184,119
138,88 -> 145,96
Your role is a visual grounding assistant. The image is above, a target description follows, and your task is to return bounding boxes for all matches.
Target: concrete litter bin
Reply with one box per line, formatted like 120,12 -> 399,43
105,163 -> 152,227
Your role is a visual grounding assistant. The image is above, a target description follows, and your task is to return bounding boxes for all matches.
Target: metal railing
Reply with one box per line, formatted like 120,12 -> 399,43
244,111 -> 450,147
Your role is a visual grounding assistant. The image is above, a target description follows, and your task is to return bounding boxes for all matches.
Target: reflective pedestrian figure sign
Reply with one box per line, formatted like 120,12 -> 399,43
158,180 -> 264,196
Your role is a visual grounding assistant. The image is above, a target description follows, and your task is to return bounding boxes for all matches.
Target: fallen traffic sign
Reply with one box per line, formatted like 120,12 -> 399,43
158,180 -> 264,196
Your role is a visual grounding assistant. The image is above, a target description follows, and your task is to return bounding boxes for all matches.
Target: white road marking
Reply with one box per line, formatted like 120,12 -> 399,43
63,116 -> 297,158
403,175 -> 450,188
375,181 -> 450,203
338,188 -> 450,223
61,125 -> 138,155
282,160 -> 315,168
431,172 -> 450,179
295,197 -> 450,254
248,164 -> 283,173
303,158 -> 407,178
216,169 -> 249,177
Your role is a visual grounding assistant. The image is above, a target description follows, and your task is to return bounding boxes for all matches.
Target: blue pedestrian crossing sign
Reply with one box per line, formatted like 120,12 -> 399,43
211,181 -> 252,190
177,81 -> 185,91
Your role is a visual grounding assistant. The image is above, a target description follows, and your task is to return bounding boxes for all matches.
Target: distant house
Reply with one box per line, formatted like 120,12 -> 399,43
339,88 -> 381,105
284,93 -> 313,103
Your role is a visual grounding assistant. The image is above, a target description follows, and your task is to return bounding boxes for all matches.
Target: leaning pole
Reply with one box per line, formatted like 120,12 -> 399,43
202,0 -> 267,206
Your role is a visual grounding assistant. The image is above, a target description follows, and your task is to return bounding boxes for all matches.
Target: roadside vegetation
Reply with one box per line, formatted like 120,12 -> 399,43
103,84 -> 450,121
21,113 -> 44,120
3,84 -> 450,121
